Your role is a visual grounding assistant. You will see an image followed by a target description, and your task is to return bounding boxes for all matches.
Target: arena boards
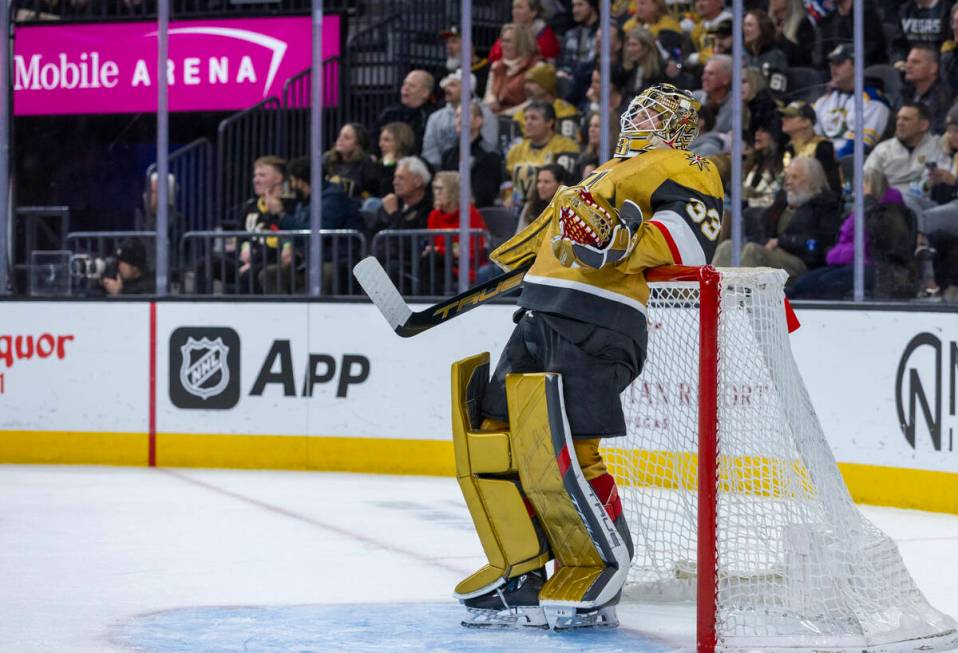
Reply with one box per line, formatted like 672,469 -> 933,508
1,299 -> 957,514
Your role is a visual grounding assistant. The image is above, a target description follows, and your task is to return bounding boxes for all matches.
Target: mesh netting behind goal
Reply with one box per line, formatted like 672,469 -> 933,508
602,266 -> 957,652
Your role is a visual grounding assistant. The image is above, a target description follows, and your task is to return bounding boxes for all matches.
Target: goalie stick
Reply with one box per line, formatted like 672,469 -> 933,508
352,256 -> 532,337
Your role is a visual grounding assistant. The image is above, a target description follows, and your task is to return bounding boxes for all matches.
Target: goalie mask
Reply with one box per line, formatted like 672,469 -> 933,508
614,83 -> 701,158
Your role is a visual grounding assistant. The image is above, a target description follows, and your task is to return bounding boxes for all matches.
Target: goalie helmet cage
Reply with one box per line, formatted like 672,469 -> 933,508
604,265 -> 957,653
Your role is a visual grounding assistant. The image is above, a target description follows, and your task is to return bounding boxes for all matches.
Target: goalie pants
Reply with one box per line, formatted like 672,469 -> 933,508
481,310 -> 646,439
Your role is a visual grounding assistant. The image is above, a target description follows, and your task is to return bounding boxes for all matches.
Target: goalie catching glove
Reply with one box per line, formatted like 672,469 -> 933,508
552,189 -> 644,269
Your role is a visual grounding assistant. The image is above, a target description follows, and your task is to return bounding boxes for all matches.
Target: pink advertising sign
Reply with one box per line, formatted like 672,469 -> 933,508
13,16 -> 340,116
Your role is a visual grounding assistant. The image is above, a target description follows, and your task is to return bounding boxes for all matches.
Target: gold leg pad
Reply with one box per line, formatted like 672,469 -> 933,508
539,566 -> 606,604
507,373 -> 605,572
506,372 -> 629,607
451,355 -> 550,599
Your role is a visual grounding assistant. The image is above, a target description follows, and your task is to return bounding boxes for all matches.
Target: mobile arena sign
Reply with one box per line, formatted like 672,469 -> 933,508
0,300 -> 956,513
12,16 -> 340,115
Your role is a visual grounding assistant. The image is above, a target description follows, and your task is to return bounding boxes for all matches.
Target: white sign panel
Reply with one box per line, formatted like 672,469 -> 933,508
2,299 -> 957,478
792,309 -> 958,474
0,302 -> 149,432
155,302 -> 515,439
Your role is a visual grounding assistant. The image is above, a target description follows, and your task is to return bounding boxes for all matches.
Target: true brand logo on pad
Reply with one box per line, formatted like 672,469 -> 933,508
169,327 -> 240,409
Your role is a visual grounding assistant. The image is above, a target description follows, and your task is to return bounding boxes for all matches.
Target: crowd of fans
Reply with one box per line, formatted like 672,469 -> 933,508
113,0 -> 958,301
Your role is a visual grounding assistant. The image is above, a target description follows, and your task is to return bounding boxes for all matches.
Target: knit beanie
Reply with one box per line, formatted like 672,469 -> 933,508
525,62 -> 557,97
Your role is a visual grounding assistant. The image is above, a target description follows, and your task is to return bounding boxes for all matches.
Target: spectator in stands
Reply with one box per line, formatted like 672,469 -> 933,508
865,101 -> 951,211
483,23 -> 541,115
814,44 -> 891,158
690,104 -> 727,155
516,163 -> 569,233
375,70 -> 437,154
489,0 -> 561,64
421,171 -> 488,286
891,0 -> 956,68
926,105 -> 958,204
505,100 -> 580,209
769,0 -> 816,67
513,62 -> 582,142
423,69 -> 498,169
780,101 -> 842,195
622,28 -> 668,98
743,124 -> 785,209
686,0 -> 732,72
744,66 -> 780,144
575,111 -> 619,178
624,0 -> 682,37
232,155 -> 296,293
136,172 -> 187,274
818,0 -> 888,66
743,9 -> 789,79
694,54 -> 733,137
440,101 -> 504,209
939,5 -> 958,89
791,168 -> 916,299
556,0 -> 599,104
323,123 -> 379,201
440,26 -> 491,94
713,157 -> 843,283
261,157 -> 362,294
581,64 -> 629,128
372,156 -> 434,232
102,238 -> 154,296
915,105 -> 958,299
372,122 -> 416,200
708,18 -> 734,58
902,46 -> 953,134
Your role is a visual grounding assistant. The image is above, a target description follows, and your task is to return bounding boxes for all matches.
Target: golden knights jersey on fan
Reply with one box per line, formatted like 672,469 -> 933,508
491,83 -> 724,342
505,133 -> 580,207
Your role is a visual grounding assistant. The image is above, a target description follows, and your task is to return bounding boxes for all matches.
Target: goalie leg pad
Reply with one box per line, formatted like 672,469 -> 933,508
451,353 -> 551,601
505,372 -> 632,610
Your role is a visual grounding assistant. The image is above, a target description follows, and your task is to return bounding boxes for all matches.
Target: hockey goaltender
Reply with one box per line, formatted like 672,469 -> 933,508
450,83 -> 725,630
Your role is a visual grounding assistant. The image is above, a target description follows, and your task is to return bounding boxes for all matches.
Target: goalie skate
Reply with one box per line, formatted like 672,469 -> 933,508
544,605 -> 619,630
461,605 -> 549,629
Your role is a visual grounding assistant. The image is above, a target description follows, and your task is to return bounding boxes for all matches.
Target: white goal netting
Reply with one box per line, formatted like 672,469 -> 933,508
603,267 -> 957,652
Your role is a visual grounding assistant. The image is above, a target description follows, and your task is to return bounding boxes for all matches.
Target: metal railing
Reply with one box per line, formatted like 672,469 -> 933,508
145,137 -> 214,233
12,206 -> 70,294
179,228 -> 367,295
216,97 -> 283,226
282,58 -> 346,160
371,228 -> 488,297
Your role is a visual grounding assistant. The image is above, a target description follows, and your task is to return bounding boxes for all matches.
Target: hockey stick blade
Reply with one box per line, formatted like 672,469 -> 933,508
352,256 -> 530,337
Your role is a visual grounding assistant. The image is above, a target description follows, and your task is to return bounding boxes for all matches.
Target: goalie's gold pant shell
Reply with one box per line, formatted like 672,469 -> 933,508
452,354 -> 622,605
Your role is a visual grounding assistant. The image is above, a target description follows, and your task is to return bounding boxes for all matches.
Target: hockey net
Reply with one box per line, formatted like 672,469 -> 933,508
602,266 -> 957,653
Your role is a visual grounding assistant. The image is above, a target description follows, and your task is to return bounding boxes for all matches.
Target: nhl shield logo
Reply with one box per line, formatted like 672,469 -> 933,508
180,337 -> 230,400
170,327 -> 241,409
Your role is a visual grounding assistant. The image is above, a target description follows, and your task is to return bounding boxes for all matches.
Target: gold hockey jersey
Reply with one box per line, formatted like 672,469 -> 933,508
491,147 -> 724,340
505,134 -> 581,204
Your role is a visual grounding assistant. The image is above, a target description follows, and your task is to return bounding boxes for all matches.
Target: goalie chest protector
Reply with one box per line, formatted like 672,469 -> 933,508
519,147 -> 724,340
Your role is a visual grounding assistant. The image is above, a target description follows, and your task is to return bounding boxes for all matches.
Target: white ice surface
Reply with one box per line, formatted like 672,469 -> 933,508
1,465 -> 956,652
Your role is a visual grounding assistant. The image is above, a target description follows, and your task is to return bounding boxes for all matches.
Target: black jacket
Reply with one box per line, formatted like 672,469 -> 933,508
440,139 -> 504,209
901,79 -> 954,135
891,0 -> 955,62
372,189 -> 434,234
374,102 -> 437,154
818,3 -> 888,66
322,151 -> 380,200
769,190 -> 844,268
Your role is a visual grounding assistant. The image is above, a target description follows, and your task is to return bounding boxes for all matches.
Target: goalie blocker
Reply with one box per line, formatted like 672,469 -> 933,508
451,353 -> 634,630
